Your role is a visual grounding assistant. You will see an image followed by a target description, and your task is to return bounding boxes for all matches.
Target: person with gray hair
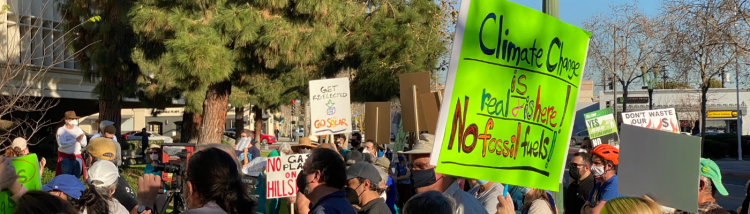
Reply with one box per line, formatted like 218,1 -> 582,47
672,158 -> 729,214
87,160 -> 130,214
403,190 -> 456,214
84,138 -> 138,213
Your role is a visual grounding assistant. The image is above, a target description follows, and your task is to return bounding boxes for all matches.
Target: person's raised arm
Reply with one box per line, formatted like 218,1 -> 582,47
78,129 -> 88,148
397,167 -> 410,181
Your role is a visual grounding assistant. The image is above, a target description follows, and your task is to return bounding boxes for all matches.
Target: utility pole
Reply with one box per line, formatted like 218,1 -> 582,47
543,1 -> 563,213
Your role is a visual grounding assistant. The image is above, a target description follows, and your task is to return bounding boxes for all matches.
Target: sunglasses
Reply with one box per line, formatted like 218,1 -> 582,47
569,163 -> 584,168
581,145 -> 591,149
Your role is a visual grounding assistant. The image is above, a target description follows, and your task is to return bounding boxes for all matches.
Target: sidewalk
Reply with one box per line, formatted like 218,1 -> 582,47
715,159 -> 750,179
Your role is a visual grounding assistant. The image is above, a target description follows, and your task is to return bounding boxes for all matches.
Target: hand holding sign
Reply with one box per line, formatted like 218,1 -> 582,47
0,157 -> 18,190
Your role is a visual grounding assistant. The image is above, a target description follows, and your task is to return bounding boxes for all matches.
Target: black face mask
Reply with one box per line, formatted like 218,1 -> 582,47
569,167 -> 581,180
344,187 -> 360,205
297,172 -> 307,195
411,168 -> 438,189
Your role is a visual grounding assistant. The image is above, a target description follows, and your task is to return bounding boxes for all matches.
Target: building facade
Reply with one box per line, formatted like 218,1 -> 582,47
599,88 -> 750,134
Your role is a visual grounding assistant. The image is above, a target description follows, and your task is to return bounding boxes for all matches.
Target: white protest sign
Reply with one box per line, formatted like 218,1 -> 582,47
266,154 -> 309,199
620,108 -> 680,133
242,157 -> 267,177
309,78 -> 352,135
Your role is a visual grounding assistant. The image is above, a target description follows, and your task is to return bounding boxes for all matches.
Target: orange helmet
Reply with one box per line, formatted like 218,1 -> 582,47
591,144 -> 619,165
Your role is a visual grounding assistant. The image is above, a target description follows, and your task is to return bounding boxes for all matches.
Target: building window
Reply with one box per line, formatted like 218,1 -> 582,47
148,122 -> 163,135
174,121 -> 182,134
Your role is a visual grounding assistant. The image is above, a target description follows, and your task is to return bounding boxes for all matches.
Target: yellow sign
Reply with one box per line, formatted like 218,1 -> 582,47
707,111 -> 737,118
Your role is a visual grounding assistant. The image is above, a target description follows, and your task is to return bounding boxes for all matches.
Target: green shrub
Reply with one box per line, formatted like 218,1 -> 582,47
122,140 -> 165,150
703,139 -> 728,159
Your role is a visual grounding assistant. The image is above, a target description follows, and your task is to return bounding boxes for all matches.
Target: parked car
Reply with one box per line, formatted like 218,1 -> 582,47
126,131 -> 174,143
122,130 -> 138,140
693,131 -> 723,137
570,130 -> 589,145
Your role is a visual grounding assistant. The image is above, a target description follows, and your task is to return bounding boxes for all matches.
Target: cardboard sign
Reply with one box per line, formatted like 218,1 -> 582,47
619,125 -> 700,213
429,0 -> 591,191
394,119 -> 408,152
365,102 -> 391,144
620,108 -> 680,133
266,154 -> 310,199
309,78 -> 353,135
583,108 -> 620,148
0,154 -> 42,213
420,92 -> 441,134
399,72 -> 432,133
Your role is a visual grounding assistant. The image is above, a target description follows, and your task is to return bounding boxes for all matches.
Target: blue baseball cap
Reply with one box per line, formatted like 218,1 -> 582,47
43,174 -> 85,199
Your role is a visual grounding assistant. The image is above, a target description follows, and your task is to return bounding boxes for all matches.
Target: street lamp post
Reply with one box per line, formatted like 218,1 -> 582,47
641,65 -> 660,110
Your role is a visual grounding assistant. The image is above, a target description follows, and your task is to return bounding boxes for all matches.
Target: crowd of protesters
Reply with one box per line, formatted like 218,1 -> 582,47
1,110 -> 749,214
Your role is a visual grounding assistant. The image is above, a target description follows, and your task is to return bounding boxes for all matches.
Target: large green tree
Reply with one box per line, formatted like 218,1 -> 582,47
61,0 -> 139,138
130,0 -> 354,144
323,0 -> 447,102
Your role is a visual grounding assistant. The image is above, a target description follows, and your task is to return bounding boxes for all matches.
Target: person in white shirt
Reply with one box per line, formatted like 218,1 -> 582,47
87,160 -> 131,214
56,111 -> 88,178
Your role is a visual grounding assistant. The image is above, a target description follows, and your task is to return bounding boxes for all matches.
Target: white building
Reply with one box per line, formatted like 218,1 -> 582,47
600,88 -> 749,134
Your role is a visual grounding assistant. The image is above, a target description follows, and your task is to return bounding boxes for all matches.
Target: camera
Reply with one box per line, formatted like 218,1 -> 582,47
155,143 -> 195,214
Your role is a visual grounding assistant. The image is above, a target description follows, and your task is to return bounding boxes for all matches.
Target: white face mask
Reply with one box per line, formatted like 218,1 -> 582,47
362,149 -> 371,154
577,148 -> 588,153
150,154 -> 160,161
380,189 -> 387,200
591,165 -> 606,177
67,120 -> 78,126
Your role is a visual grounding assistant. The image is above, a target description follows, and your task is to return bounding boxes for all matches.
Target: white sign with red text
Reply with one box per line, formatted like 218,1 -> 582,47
621,108 -> 680,133
266,154 -> 310,199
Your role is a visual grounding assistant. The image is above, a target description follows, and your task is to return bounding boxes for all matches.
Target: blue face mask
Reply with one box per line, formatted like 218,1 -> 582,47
476,179 -> 490,185
378,151 -> 384,158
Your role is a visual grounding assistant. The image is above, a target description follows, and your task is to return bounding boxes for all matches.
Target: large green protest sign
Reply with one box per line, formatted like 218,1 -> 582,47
0,154 -> 42,213
429,0 -> 591,191
584,108 -> 620,148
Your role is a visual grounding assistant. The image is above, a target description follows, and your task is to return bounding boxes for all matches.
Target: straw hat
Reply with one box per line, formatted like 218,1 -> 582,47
398,133 -> 435,154
63,111 -> 80,119
293,137 -> 318,149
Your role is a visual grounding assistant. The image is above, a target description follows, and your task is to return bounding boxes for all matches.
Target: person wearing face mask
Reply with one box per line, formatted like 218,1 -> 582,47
181,148 -> 258,214
56,111 -> 88,178
374,157 -> 398,214
335,134 -> 351,157
468,180 -> 507,214
297,148 -> 356,214
143,144 -> 163,177
345,162 -> 390,214
363,140 -> 378,159
564,152 -> 595,214
398,134 -> 488,214
582,145 -> 622,214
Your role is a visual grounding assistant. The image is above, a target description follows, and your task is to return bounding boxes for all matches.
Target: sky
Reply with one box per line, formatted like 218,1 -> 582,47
507,0 -> 661,28
437,0 -> 663,84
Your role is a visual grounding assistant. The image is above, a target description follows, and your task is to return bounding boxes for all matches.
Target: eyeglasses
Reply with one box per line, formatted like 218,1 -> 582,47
581,145 -> 591,149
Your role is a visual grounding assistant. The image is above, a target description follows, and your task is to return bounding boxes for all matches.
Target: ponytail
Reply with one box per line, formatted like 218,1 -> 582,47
76,184 -> 111,214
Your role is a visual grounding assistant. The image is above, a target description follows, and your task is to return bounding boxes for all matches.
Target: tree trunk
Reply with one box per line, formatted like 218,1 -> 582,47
198,80 -> 231,144
181,112 -> 202,144
235,106 -> 245,138
254,106 -> 263,144
98,77 -> 123,141
700,86 -> 709,156
99,94 -> 122,140
621,84 -> 628,113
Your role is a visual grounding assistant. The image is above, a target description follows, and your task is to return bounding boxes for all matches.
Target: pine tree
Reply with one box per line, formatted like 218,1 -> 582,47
61,0 -> 139,138
325,0 -> 448,102
130,0 -> 354,143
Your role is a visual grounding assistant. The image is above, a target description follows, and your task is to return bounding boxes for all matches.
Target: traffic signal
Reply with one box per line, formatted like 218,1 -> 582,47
291,100 -> 295,117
